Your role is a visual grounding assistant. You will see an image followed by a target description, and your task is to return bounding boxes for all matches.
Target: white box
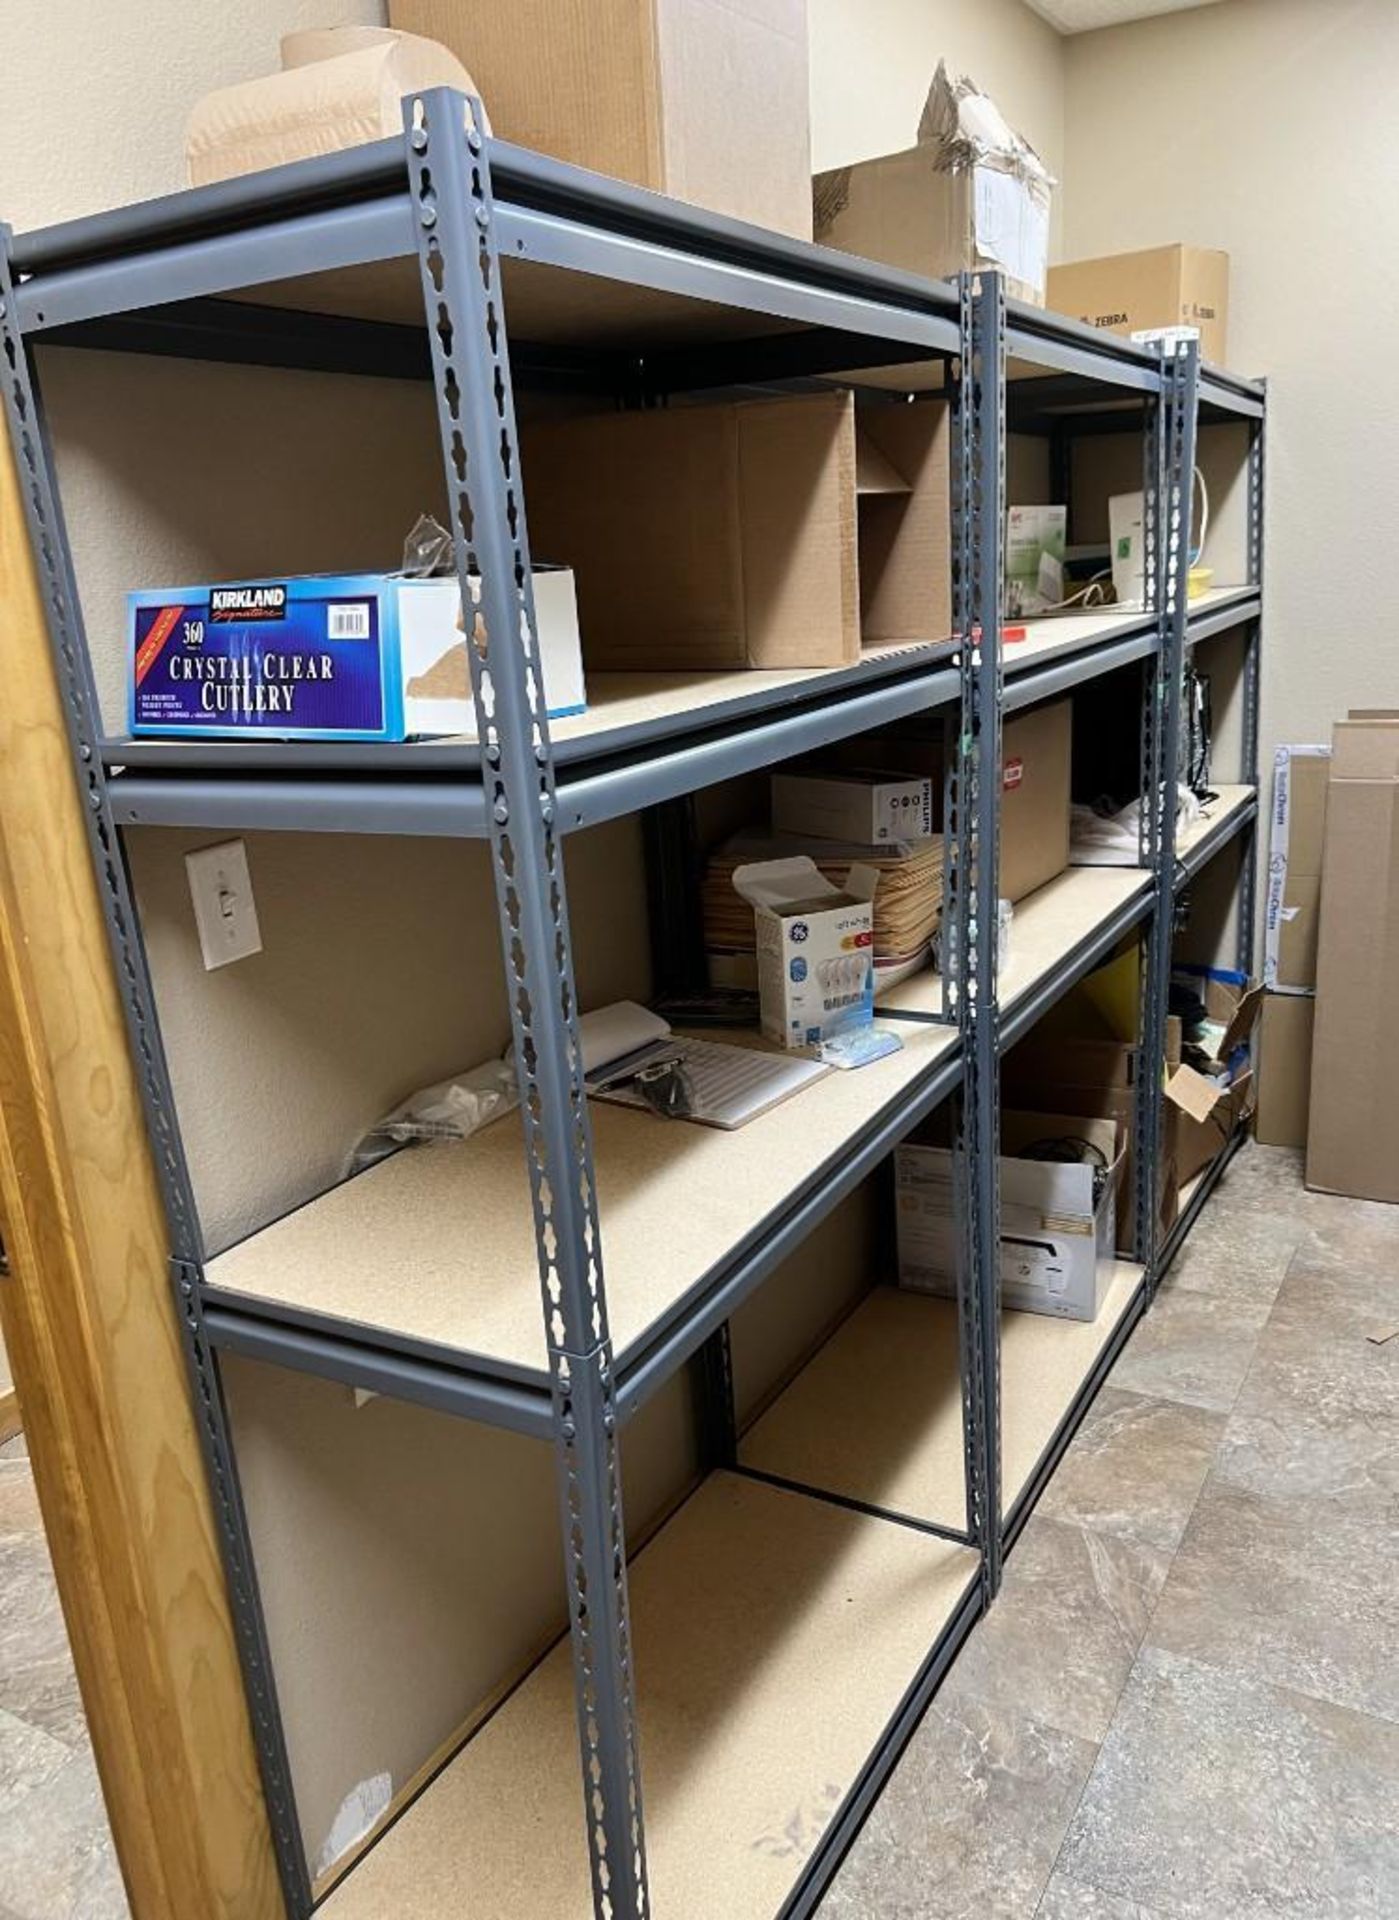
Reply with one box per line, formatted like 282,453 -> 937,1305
1005,504 -> 1066,617
397,566 -> 586,740
771,770 -> 933,845
732,856 -> 879,1052
895,1111 -> 1123,1322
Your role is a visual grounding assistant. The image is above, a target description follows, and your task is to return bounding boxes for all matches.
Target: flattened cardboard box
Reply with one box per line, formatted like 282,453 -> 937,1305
1264,745 -> 1330,992
1047,245 -> 1229,366
520,392 -> 950,673
390,0 -> 812,238
1307,718 -> 1399,1201
1256,992 -> 1316,1150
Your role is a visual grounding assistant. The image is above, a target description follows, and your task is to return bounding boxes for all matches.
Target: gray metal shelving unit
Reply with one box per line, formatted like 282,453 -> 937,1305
1,86 -> 1265,1920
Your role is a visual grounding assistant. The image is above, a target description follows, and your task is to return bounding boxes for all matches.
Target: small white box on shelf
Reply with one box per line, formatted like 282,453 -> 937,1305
771,769 -> 934,846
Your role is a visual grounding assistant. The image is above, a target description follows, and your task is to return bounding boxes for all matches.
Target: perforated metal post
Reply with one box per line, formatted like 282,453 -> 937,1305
949,271 -> 1005,1599
404,92 -> 648,1919
1237,397 -> 1266,974
0,228 -> 312,1917
1134,339 -> 1200,1280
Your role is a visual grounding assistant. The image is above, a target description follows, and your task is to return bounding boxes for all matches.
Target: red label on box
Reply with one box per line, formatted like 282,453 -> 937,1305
1003,758 -> 1025,790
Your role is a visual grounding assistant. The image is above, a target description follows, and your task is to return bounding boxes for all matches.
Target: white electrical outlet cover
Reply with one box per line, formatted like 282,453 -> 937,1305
186,840 -> 263,971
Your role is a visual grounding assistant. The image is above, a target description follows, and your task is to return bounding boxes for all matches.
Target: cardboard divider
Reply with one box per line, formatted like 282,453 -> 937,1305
520,392 -> 950,673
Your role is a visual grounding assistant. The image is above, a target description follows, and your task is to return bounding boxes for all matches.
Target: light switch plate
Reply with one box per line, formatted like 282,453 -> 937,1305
186,840 -> 262,971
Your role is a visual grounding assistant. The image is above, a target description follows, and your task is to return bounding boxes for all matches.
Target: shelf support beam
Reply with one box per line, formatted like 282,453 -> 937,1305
406,90 -> 649,1920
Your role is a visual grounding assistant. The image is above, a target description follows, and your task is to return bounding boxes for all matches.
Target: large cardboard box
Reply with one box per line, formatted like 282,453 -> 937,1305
390,0 -> 812,238
837,699 -> 1070,903
521,392 -> 951,672
1307,717 -> 1399,1201
1256,992 -> 1316,1150
1264,745 -> 1330,992
896,1112 -> 1124,1323
1047,245 -> 1229,367
813,63 -> 1053,304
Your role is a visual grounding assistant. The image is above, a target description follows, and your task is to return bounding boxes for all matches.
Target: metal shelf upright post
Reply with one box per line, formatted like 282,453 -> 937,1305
949,269 -> 1006,1599
1135,338 -> 1201,1291
407,92 -> 649,1916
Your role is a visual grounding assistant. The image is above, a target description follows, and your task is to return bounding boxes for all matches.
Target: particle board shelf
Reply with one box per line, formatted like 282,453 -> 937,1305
1001,587 -> 1258,719
881,865 -> 1153,1042
739,1266 -> 1143,1533
202,1019 -> 961,1398
99,597 -> 1258,844
318,1470 -> 978,1920
1175,783 -> 1257,877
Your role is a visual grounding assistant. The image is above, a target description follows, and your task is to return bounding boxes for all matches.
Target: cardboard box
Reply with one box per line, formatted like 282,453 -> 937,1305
814,63 -> 1053,304
1256,992 -> 1316,1150
835,698 -> 1070,903
521,392 -> 951,672
1307,717 -> 1399,1201
771,770 -> 934,847
1264,745 -> 1330,992
128,569 -> 584,742
731,856 -> 877,1052
390,0 -> 812,238
1001,946 -> 1178,1246
1166,967 -> 1262,1189
1047,245 -> 1229,366
896,1111 -> 1124,1323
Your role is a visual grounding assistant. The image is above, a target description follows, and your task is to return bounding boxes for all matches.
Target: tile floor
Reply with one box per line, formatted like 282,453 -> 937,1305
0,1144 -> 1393,1918
820,1144 -> 1399,1918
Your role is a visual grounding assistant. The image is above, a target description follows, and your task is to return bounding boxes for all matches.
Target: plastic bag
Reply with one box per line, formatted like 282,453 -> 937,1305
349,1059 -> 518,1174
400,511 -> 455,579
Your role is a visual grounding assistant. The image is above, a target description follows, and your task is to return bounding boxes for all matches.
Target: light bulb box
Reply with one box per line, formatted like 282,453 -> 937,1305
732,856 -> 879,1053
128,568 -> 584,742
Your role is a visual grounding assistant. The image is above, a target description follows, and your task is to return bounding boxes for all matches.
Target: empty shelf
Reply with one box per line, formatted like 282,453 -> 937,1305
319,1471 -> 977,1920
1007,586 -> 1256,683
999,1260 -> 1144,1512
740,1266 -> 1144,1532
204,1021 -> 960,1385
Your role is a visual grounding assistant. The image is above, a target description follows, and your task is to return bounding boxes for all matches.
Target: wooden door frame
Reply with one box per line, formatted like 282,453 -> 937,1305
0,418 -> 284,1917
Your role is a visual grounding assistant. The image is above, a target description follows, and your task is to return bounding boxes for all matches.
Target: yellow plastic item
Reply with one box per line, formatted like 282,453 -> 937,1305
1188,564 -> 1214,599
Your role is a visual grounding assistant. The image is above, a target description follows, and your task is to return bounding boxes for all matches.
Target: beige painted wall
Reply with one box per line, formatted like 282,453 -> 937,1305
1063,0 -> 1399,776
808,0 -> 1066,246
0,0 -> 385,229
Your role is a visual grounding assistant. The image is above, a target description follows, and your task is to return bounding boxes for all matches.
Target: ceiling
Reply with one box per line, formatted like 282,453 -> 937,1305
1024,0 -> 1226,31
